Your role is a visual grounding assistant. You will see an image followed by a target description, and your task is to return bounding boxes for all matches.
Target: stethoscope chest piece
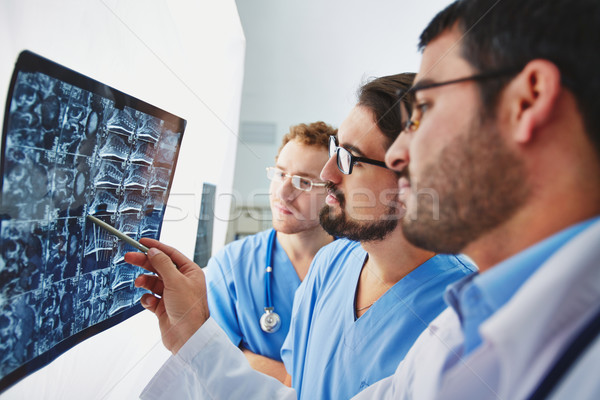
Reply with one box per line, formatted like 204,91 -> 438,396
260,229 -> 282,334
260,307 -> 281,333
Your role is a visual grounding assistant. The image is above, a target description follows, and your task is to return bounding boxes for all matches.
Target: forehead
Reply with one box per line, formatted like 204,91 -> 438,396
338,106 -> 387,157
416,27 -> 474,85
277,139 -> 328,176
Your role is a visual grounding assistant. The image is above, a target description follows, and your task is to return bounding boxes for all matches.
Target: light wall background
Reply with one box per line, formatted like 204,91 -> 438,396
227,0 -> 454,240
1,0 -> 244,398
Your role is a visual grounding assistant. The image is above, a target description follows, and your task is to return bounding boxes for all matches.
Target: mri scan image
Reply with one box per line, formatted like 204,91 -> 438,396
0,51 -> 185,391
0,220 -> 46,298
2,147 -> 53,220
130,138 -> 156,165
0,290 -> 41,378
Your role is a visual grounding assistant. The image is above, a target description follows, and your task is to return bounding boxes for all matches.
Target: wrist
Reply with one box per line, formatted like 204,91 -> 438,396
170,306 -> 210,354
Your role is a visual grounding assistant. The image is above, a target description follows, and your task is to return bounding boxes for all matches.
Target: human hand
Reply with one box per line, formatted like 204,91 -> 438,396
124,238 -> 210,354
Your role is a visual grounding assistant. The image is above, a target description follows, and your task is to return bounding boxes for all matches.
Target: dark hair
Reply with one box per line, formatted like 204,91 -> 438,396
277,121 -> 337,158
419,0 -> 600,152
357,73 -> 415,147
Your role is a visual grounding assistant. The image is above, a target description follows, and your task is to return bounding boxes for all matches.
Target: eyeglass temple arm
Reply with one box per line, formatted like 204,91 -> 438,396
397,66 -> 525,97
355,156 -> 389,169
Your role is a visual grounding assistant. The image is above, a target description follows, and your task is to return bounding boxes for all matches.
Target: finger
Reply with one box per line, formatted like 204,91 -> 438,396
139,293 -> 159,313
124,252 -> 157,274
139,238 -> 194,270
146,248 -> 181,283
139,237 -> 161,248
135,274 -> 164,296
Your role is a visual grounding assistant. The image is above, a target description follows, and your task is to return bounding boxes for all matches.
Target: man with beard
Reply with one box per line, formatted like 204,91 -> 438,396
373,1 -> 600,399
278,73 -> 475,400
127,73 -> 476,400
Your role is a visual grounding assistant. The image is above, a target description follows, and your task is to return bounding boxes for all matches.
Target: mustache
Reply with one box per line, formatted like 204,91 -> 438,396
396,165 -> 410,181
325,181 -> 345,206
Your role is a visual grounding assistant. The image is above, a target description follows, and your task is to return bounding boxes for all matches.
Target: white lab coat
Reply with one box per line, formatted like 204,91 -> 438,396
360,217 -> 600,399
140,218 -> 600,400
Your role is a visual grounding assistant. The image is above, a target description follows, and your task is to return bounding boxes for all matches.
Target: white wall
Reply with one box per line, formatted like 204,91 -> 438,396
230,0 -> 454,219
0,0 -> 245,398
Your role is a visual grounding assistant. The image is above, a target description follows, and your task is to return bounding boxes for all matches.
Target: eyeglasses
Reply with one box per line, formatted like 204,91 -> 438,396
266,167 -> 327,191
328,136 -> 389,175
397,66 -> 523,134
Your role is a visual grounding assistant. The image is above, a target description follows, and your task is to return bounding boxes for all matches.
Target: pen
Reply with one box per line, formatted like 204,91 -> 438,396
86,214 -> 149,254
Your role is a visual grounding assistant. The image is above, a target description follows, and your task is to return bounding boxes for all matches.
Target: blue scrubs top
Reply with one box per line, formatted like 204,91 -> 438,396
204,229 -> 300,361
281,238 -> 477,400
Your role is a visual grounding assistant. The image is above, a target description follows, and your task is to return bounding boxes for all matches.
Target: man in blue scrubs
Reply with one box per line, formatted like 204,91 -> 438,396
279,73 -> 476,399
204,122 -> 336,381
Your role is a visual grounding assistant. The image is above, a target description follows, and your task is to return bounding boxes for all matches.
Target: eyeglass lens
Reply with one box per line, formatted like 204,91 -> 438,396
266,167 -> 314,191
329,136 -> 337,158
329,136 -> 352,174
292,176 -> 312,191
338,151 -> 351,173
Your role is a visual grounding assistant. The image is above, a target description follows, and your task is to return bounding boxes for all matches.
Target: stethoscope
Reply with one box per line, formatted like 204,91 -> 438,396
260,229 -> 282,333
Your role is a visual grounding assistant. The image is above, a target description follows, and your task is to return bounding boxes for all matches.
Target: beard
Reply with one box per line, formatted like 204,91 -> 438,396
319,182 -> 399,242
401,112 -> 530,254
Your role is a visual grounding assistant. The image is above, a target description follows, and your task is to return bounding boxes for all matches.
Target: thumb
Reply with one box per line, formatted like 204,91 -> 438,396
146,248 -> 180,282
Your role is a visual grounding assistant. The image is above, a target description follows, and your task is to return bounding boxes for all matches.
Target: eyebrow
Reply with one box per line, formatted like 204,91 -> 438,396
339,142 -> 367,158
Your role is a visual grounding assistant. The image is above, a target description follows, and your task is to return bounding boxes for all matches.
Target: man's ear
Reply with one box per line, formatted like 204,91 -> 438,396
506,59 -> 562,144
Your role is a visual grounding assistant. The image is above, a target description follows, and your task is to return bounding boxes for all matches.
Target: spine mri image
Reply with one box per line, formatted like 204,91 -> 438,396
0,51 -> 186,391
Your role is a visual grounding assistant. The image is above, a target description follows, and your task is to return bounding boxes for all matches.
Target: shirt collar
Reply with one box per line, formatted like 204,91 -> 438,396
475,216 -> 600,310
444,272 -> 476,322
445,216 -> 600,353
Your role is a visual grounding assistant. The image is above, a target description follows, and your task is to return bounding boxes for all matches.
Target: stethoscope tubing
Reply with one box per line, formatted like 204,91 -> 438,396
264,228 -> 276,309
260,228 -> 281,333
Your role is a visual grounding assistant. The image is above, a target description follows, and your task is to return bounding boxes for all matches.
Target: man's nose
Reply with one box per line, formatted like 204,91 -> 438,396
385,131 -> 411,172
320,154 -> 342,184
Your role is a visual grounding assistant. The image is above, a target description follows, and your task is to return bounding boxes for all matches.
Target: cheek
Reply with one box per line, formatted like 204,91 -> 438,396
314,191 -> 328,207
299,192 -> 327,214
377,178 -> 402,206
409,133 -> 433,173
269,181 -> 279,197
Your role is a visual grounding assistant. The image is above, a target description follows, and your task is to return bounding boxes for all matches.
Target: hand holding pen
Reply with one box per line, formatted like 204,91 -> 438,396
125,238 -> 210,354
87,214 -> 210,353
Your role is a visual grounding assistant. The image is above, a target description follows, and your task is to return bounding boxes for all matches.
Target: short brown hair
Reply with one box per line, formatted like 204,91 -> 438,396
357,73 -> 415,147
276,121 -> 337,159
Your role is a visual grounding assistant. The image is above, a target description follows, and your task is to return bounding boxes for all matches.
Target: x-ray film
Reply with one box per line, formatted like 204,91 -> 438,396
0,51 -> 186,392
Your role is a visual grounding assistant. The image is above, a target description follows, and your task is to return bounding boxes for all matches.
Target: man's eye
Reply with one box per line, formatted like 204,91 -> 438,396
416,102 -> 430,116
273,171 -> 285,181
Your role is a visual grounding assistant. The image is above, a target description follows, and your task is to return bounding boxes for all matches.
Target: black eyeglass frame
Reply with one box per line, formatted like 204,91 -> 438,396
328,136 -> 389,175
396,66 -> 524,132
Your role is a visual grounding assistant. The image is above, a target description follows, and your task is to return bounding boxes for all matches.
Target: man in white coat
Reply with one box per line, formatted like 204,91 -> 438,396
126,0 -> 600,398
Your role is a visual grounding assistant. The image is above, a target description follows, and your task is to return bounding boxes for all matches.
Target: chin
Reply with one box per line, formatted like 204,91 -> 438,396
273,219 -> 320,235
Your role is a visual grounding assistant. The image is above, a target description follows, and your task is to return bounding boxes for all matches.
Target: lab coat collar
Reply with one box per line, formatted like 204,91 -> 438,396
478,218 -> 600,399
